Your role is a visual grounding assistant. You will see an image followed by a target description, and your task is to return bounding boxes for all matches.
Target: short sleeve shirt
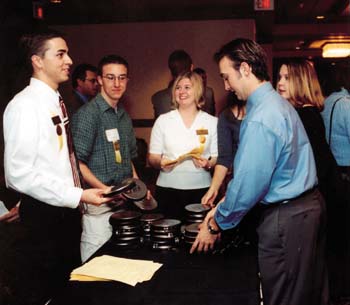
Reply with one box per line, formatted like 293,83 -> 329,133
71,94 -> 137,186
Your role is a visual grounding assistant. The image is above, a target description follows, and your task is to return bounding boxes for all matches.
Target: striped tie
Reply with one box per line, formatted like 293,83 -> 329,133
59,96 -> 86,212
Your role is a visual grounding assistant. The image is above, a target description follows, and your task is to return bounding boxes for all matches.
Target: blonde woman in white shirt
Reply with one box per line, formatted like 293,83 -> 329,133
149,71 -> 218,221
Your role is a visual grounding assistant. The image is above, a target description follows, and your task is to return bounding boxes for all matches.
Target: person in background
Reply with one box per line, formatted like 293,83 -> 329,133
202,92 -> 245,207
277,59 -> 337,203
152,50 -> 193,119
69,63 -> 98,115
322,60 -> 350,179
3,29 -> 109,304
193,67 -> 216,115
191,38 -> 328,305
71,54 -> 141,262
148,71 -> 218,221
321,59 -> 350,301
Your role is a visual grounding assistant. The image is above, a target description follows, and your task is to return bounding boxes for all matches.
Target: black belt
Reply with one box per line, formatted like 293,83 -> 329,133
259,186 -> 317,209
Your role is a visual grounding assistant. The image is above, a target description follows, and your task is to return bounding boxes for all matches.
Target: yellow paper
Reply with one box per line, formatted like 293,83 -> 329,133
70,255 -> 163,286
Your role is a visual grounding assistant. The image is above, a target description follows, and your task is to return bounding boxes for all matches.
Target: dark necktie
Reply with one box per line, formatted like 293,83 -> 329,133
59,96 -> 86,212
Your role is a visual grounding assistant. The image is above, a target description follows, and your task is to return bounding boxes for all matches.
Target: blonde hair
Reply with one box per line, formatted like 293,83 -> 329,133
171,71 -> 205,109
281,59 -> 324,110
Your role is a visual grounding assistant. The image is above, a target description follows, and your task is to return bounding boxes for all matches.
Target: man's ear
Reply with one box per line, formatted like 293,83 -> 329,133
31,54 -> 43,70
77,78 -> 84,87
240,62 -> 251,77
97,75 -> 103,87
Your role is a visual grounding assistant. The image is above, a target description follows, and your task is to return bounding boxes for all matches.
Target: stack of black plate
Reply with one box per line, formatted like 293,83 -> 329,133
183,223 -> 200,246
184,203 -> 210,225
109,210 -> 142,249
150,219 -> 182,250
140,213 -> 164,242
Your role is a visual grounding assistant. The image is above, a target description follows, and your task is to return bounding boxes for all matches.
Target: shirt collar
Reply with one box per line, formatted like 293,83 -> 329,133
30,77 -> 61,104
74,90 -> 89,104
246,82 -> 274,112
95,93 -> 125,115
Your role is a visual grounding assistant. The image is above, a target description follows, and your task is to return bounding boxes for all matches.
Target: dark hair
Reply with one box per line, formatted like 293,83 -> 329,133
333,60 -> 350,92
71,64 -> 97,88
97,55 -> 129,76
214,38 -> 270,81
193,67 -> 206,75
19,29 -> 65,73
168,50 -> 192,78
226,92 -> 246,118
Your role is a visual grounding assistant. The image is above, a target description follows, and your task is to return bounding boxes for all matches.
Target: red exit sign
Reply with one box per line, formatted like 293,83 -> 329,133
254,0 -> 274,10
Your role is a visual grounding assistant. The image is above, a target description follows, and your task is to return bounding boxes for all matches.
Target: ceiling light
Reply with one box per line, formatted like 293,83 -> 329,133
50,0 -> 62,3
316,15 -> 325,20
322,43 -> 350,58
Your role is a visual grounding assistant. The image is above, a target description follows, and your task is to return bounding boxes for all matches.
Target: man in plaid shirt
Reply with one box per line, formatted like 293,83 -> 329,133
72,54 -> 139,262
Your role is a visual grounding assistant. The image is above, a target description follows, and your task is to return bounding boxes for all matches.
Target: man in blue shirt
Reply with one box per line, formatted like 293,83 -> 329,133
69,63 -> 99,116
191,38 -> 328,305
322,62 -> 350,175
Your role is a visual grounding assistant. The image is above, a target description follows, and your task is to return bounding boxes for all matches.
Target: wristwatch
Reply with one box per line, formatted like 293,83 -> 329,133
207,217 -> 221,235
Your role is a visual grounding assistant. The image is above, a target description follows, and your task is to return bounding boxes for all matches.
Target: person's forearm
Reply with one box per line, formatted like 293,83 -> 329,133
210,164 -> 228,191
131,162 -> 139,179
79,162 -> 107,189
148,154 -> 162,170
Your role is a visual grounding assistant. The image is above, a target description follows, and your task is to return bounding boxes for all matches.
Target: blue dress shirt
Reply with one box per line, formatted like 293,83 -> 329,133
321,88 -> 350,166
215,82 -> 317,230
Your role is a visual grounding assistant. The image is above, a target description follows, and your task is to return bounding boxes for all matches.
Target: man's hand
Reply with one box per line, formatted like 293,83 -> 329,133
190,207 -> 220,254
81,188 -> 114,206
0,206 -> 20,223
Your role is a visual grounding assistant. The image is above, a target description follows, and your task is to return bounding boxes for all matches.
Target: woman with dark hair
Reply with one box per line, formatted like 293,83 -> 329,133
148,71 -> 218,220
202,92 -> 245,207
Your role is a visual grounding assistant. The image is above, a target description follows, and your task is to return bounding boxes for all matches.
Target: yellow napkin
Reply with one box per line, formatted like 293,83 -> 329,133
70,255 -> 162,286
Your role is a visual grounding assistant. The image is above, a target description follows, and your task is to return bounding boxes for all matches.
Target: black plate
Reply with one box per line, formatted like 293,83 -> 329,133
123,179 -> 147,201
134,196 -> 158,210
184,223 -> 200,235
151,219 -> 181,230
109,210 -> 142,226
184,203 -> 210,213
104,178 -> 136,198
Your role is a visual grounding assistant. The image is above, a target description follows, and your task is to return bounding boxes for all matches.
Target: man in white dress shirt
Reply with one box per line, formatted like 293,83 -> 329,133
3,29 -> 110,304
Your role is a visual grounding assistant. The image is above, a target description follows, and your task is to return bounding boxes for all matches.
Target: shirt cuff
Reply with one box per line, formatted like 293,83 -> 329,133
62,187 -> 83,209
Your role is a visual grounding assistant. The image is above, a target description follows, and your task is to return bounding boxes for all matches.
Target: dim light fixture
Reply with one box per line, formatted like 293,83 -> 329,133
322,42 -> 350,58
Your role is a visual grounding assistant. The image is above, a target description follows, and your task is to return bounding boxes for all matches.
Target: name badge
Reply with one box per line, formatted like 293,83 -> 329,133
196,129 -> 208,135
105,128 -> 120,142
105,129 -> 122,163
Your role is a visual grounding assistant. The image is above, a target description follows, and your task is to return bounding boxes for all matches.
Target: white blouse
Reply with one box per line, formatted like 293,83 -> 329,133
149,109 -> 218,189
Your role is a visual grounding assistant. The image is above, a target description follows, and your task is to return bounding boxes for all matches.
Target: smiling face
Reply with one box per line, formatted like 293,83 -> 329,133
32,37 -> 73,90
98,63 -> 128,107
174,77 -> 197,109
277,64 -> 291,100
218,56 -> 247,101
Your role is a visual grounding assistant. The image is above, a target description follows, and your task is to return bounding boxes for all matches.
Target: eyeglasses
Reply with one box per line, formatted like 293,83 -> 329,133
85,78 -> 98,84
102,74 -> 129,82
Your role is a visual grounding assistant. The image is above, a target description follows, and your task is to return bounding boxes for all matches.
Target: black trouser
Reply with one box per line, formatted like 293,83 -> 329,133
257,189 -> 329,305
154,186 -> 208,222
18,195 -> 82,305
